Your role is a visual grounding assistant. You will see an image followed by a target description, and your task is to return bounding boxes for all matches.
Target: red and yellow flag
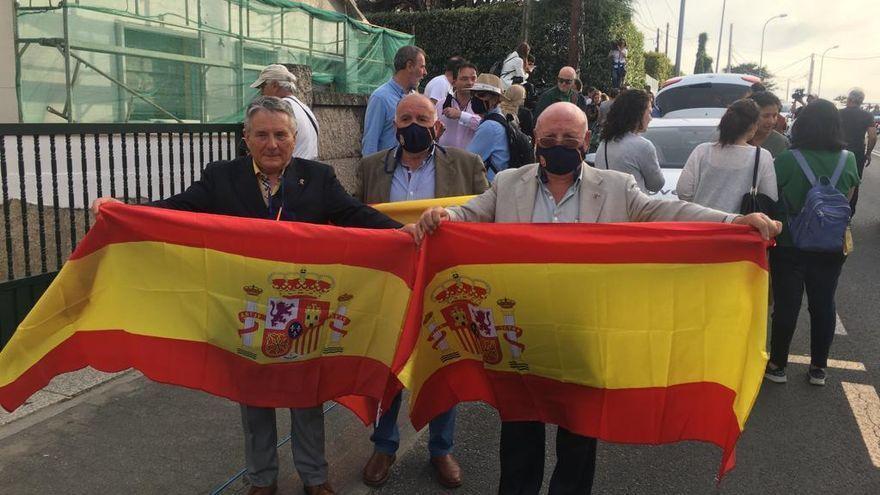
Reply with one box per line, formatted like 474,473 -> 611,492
395,222 -> 769,479
0,203 -> 417,416
0,203 -> 769,480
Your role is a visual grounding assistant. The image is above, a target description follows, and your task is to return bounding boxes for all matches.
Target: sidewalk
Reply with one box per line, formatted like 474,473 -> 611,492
0,368 -> 427,494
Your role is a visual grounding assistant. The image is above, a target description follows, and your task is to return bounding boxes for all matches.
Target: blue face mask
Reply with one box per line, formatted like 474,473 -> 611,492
536,145 -> 583,175
395,123 -> 435,153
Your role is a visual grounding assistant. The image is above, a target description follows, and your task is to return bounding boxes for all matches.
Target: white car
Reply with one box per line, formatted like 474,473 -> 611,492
654,73 -> 761,119
587,118 -> 719,200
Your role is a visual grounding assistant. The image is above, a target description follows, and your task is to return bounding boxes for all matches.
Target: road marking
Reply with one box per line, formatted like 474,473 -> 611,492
836,313 -> 848,335
842,382 -> 880,468
787,355 -> 866,371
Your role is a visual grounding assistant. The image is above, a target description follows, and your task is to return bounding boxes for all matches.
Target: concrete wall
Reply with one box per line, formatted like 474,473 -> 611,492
0,0 -> 18,123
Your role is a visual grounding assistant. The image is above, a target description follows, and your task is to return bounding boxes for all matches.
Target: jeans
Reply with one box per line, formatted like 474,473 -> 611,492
769,247 -> 846,369
498,421 -> 597,495
850,153 -> 866,216
611,65 -> 627,89
370,391 -> 457,457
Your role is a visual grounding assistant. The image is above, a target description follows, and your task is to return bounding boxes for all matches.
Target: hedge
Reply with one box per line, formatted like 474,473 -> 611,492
368,1 -> 645,93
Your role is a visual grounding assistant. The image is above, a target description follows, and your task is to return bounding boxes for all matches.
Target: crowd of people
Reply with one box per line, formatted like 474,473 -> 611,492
88,42 -> 878,495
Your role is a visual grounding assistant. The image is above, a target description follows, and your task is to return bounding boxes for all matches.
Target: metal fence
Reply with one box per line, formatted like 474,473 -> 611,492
0,122 -> 243,349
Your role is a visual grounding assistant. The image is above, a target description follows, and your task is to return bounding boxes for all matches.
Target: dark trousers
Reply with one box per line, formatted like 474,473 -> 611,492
769,247 -> 846,369
498,421 -> 597,495
611,65 -> 627,89
850,154 -> 866,216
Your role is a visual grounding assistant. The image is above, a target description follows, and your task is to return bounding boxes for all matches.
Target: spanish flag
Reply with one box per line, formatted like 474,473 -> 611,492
395,222 -> 770,479
0,203 -> 417,416
372,195 -> 474,224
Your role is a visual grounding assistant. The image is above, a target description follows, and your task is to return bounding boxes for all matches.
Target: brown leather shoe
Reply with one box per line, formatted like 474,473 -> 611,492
431,454 -> 462,488
303,482 -> 335,495
246,483 -> 277,495
362,451 -> 396,487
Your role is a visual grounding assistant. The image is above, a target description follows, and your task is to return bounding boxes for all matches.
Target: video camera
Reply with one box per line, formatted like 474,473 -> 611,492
792,88 -> 806,102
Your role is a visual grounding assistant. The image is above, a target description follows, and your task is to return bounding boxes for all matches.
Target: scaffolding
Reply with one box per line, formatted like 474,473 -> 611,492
13,0 -> 413,123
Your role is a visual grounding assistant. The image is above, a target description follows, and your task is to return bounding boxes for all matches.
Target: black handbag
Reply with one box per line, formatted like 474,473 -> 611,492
740,146 -> 776,215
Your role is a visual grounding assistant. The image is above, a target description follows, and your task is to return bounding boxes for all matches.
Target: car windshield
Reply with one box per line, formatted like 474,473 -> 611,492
643,126 -> 718,169
655,83 -> 750,116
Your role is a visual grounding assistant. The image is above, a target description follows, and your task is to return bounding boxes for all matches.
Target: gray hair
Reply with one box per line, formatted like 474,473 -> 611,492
393,45 -> 426,72
848,88 -> 866,105
274,79 -> 297,93
244,96 -> 297,134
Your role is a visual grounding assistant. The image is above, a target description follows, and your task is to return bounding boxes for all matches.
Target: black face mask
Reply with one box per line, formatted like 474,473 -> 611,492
396,123 -> 435,153
536,145 -> 583,175
470,97 -> 487,115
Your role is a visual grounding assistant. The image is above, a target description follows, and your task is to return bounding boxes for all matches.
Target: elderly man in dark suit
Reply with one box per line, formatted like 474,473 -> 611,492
354,93 -> 488,490
92,96 -> 405,495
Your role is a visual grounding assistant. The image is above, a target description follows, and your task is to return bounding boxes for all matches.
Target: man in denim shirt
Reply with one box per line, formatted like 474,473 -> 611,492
362,46 -> 427,156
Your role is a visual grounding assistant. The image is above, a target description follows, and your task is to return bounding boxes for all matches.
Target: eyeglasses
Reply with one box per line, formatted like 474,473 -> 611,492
558,78 -> 574,85
537,136 -> 582,149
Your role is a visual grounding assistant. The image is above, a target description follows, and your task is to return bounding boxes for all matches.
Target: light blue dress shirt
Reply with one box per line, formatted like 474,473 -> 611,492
362,78 -> 407,156
466,107 -> 510,181
389,147 -> 437,202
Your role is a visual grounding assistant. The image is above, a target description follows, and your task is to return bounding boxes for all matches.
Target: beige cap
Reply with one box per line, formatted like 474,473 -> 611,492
471,73 -> 503,95
250,64 -> 297,88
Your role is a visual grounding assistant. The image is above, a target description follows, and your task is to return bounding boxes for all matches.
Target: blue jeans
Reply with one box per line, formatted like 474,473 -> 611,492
370,391 -> 456,457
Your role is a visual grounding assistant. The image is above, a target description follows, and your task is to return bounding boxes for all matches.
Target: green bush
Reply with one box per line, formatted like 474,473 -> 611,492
644,51 -> 673,82
368,0 -> 644,93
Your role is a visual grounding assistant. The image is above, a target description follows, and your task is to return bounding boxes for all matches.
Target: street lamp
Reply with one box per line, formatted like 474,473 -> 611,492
817,44 -> 839,98
759,14 -> 788,69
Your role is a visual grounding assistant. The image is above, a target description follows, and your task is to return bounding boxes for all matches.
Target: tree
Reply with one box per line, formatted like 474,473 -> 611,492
728,62 -> 777,90
644,51 -> 672,82
833,95 -> 847,105
693,32 -> 713,74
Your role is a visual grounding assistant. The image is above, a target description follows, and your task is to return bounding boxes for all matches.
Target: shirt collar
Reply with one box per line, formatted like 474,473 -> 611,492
252,158 -> 288,178
395,145 -> 436,170
388,78 -> 408,95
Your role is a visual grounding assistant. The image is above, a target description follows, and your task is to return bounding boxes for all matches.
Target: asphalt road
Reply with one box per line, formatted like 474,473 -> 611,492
1,150 -> 879,495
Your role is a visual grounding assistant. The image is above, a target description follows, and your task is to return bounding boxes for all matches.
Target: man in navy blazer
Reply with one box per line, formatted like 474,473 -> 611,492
92,96 -> 403,495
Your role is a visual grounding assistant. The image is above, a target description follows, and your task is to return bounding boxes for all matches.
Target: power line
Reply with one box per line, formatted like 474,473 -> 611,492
640,0 -> 658,27
825,54 -> 880,60
663,0 -> 675,17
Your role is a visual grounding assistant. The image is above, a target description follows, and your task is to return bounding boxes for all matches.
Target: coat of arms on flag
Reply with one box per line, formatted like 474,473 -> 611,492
236,267 -> 355,359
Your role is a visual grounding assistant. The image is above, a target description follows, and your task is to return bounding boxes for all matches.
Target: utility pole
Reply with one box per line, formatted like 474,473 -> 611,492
714,0 -> 726,73
656,28 -> 660,52
665,22 -> 669,56
726,23 -> 732,73
785,79 -> 791,99
674,0 -> 686,76
807,53 -> 815,95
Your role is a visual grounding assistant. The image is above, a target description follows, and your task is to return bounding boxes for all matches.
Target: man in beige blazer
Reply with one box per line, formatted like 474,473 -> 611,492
355,94 -> 488,491
355,94 -> 489,205
416,102 -> 780,495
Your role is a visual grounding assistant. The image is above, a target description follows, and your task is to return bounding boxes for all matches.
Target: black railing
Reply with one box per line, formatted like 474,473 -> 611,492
0,123 -> 244,281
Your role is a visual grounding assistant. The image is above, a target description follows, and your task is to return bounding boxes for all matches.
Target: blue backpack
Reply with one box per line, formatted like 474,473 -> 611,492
786,149 -> 852,252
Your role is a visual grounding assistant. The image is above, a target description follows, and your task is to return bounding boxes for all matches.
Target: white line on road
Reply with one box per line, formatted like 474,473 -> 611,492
787,355 -> 866,371
836,313 -> 848,335
842,382 -> 880,468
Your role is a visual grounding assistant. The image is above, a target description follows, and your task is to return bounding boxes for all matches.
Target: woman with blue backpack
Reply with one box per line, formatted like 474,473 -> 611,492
766,99 -> 861,387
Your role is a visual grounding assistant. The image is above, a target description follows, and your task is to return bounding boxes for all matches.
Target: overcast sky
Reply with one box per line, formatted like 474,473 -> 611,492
631,0 -> 880,104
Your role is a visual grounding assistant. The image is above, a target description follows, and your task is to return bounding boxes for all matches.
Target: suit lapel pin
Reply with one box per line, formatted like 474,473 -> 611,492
298,179 -> 305,186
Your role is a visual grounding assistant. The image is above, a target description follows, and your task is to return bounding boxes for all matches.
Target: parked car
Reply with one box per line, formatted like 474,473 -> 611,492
586,117 -> 720,199
654,73 -> 761,118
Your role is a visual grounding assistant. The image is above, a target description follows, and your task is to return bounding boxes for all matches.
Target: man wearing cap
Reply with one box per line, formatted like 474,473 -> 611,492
362,46 -> 427,157
355,93 -> 488,489
466,74 -> 510,181
533,66 -> 586,120
415,102 -> 782,495
252,64 -> 320,160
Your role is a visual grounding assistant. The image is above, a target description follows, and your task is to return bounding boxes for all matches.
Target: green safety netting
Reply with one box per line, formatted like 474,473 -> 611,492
15,0 -> 413,123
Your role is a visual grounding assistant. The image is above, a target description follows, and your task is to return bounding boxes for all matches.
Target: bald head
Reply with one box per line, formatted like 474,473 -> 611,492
557,66 -> 577,92
395,93 -> 437,128
535,102 -> 590,149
